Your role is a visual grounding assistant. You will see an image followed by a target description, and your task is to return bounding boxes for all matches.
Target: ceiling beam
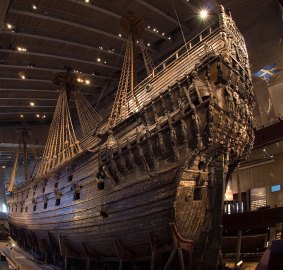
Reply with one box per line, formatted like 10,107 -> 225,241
67,0 -> 168,40
0,77 -> 105,89
9,9 -> 123,41
0,88 -> 55,93
2,31 -> 124,58
0,49 -> 121,70
0,97 -> 58,101
7,9 -> 158,52
0,111 -> 55,115
0,77 -> 52,83
0,64 -> 119,81
0,88 -> 100,96
134,0 -> 188,30
0,0 -> 11,29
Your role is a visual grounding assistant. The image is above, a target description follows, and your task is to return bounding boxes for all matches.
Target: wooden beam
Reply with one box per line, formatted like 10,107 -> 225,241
2,31 -> 124,58
0,88 -> 99,96
67,0 -> 167,40
0,64 -> 119,81
134,0 -> 188,30
0,49 -> 121,70
0,77 -> 52,83
9,9 -> 123,41
0,0 -> 11,29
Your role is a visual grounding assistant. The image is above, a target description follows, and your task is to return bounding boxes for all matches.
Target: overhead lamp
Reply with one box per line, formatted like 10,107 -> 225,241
236,260 -> 243,267
162,32 -> 165,36
104,61 -> 107,64
36,114 -> 40,118
97,58 -> 101,62
85,79 -> 90,85
85,0 -> 90,2
168,37 -> 171,40
77,78 -> 83,83
6,23 -> 12,29
17,47 -> 27,52
118,33 -> 122,37
32,4 -> 37,10
2,166 -> 6,169
20,74 -> 26,79
30,102 -> 35,106
147,43 -> 150,47
20,114 -> 24,118
199,9 -> 208,19
42,115 -> 46,119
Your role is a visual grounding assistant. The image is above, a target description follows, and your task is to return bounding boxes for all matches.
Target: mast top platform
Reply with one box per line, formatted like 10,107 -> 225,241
120,12 -> 145,38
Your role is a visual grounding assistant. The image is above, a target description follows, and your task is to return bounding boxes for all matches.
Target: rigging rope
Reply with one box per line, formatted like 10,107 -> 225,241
36,88 -> 82,177
74,90 -> 102,135
171,0 -> 189,53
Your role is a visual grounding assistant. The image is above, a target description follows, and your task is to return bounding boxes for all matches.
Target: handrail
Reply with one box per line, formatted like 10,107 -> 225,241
135,21 -> 219,91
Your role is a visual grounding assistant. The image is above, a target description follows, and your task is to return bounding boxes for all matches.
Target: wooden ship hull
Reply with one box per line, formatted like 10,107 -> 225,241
6,6 -> 254,270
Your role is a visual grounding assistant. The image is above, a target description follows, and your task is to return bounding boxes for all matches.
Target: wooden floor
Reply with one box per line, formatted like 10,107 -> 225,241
0,241 -> 54,270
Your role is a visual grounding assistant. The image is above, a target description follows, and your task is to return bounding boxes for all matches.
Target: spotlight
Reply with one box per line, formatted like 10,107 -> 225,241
236,260 -> 243,267
199,9 -> 208,19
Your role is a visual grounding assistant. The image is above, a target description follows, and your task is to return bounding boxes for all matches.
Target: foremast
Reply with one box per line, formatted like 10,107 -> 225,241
8,128 -> 33,192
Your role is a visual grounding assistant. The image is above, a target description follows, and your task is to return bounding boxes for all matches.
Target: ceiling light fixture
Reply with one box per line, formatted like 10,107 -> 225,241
85,80 -> 90,85
118,33 -> 122,37
199,9 -> 208,19
20,114 -> 24,118
7,23 -> 12,29
85,0 -> 90,2
32,4 -> 37,10
2,166 -> 6,169
30,102 -> 35,106
17,47 -> 27,52
97,58 -> 101,62
147,43 -> 150,47
36,114 -> 40,118
42,115 -> 46,118
20,74 -> 26,79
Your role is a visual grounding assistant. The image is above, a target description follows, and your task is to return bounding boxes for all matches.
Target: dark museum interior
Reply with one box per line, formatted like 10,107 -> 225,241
0,0 -> 283,269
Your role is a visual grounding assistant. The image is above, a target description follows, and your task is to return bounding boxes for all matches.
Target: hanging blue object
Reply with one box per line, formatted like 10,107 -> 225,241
253,63 -> 281,80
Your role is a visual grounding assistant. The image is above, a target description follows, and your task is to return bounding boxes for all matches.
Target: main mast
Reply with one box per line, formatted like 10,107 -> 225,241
108,13 -> 146,128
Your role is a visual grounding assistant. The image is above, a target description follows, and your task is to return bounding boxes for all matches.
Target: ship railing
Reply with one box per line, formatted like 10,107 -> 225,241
115,21 -> 221,122
149,22 -> 219,79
